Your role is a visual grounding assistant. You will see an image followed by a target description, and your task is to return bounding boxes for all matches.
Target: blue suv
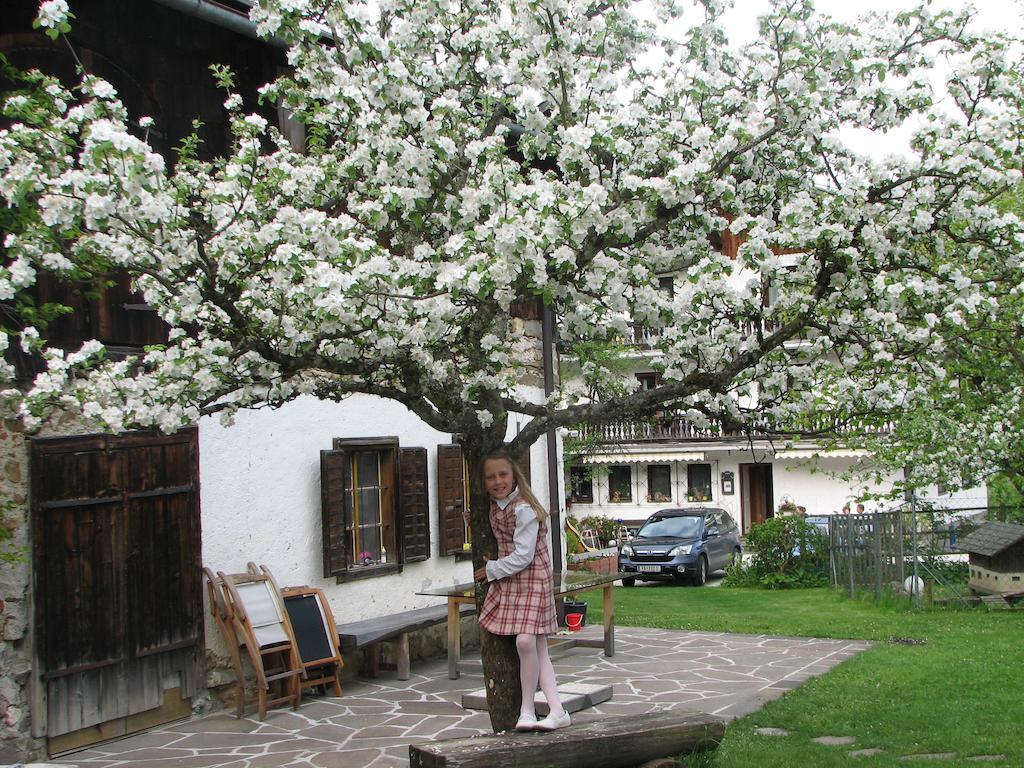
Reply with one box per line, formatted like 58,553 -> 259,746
618,508 -> 742,587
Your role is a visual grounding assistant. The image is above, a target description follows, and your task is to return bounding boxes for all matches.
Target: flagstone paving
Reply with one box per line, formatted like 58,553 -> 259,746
47,626 -> 872,768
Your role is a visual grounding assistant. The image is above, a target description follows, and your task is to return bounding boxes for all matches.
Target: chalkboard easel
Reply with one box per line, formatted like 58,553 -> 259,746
281,586 -> 344,697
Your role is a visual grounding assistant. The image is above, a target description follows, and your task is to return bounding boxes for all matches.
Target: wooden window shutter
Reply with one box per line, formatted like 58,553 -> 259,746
398,447 -> 430,563
437,443 -> 468,556
320,449 -> 352,577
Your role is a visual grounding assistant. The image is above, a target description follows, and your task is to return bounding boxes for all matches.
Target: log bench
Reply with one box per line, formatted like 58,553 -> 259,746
337,603 -> 476,680
409,711 -> 726,768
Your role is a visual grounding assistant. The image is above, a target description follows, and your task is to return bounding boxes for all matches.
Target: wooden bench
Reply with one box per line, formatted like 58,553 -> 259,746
337,603 -> 476,680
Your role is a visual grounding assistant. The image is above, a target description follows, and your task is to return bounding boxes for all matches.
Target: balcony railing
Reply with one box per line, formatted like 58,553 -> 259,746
576,412 -> 890,445
626,318 -> 780,349
578,415 -> 734,443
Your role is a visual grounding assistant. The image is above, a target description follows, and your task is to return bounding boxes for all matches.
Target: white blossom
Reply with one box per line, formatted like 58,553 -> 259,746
35,0 -> 69,29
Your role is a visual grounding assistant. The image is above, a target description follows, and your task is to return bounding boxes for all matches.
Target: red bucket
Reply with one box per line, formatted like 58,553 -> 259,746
565,613 -> 584,632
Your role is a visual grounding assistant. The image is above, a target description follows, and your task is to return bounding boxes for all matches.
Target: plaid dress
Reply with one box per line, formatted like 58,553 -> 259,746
478,497 -> 558,636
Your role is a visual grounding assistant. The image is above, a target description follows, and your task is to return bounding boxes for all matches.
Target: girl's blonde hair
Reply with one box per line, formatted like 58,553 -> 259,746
482,449 -> 548,523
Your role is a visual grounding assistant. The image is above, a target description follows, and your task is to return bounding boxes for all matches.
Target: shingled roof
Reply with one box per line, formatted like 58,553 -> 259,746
959,521 -> 1024,557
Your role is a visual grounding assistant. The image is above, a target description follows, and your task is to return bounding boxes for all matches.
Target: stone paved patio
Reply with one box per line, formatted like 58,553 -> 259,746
50,625 -> 871,768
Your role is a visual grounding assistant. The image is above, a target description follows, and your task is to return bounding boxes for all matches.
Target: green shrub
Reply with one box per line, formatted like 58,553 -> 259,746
723,516 -> 828,589
566,525 -> 582,554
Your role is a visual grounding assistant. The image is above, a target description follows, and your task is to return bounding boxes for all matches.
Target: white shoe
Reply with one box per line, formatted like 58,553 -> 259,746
534,711 -> 571,731
515,713 -> 538,731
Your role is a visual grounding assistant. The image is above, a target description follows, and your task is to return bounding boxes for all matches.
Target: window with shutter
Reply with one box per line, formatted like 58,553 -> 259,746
320,437 -> 403,581
437,443 -> 470,556
398,447 -> 430,563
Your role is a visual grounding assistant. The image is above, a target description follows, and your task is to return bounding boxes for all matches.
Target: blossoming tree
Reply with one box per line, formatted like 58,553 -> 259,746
2,0 -> 1023,730
853,189 -> 1024,510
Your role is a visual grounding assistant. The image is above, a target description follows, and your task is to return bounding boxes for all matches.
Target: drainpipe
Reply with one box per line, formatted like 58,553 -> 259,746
150,0 -> 287,47
543,303 -> 564,573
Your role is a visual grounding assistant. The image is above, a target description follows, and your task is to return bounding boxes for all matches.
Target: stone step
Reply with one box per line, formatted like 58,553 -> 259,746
462,682 -> 612,715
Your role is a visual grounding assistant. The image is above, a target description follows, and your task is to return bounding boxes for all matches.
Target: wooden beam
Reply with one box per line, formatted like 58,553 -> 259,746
409,711 -> 726,768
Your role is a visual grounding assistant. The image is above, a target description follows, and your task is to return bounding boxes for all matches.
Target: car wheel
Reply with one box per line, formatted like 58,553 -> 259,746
691,555 -> 708,587
729,548 -> 742,567
621,576 -> 636,587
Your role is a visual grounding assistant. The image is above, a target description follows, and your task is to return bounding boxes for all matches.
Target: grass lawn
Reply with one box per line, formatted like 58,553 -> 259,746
581,585 -> 1024,767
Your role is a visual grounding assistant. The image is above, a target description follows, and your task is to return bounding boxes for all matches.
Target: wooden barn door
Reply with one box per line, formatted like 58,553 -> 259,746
31,429 -> 202,755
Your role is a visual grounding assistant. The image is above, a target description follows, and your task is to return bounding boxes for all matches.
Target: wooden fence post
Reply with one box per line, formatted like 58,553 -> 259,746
873,512 -> 883,601
847,514 -> 856,599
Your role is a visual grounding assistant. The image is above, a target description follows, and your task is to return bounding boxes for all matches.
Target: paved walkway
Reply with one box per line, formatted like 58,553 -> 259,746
51,626 -> 871,768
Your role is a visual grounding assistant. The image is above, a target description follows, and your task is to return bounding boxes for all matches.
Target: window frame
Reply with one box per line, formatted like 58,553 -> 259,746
608,465 -> 633,503
322,437 -> 403,582
686,463 -> 713,503
568,466 -> 594,504
636,372 -> 661,391
646,464 -> 672,503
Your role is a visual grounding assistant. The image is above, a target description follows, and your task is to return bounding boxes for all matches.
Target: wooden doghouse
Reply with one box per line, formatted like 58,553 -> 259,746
959,521 -> 1024,596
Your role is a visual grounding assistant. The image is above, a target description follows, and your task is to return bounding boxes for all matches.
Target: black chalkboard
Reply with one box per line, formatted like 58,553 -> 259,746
284,591 -> 336,667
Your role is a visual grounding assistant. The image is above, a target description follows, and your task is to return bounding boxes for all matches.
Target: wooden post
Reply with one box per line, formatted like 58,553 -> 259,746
366,643 -> 380,677
873,512 -> 883,602
897,510 -> 905,584
409,711 -> 726,768
396,633 -> 411,680
847,514 -> 856,599
603,582 -> 614,657
448,598 -> 461,680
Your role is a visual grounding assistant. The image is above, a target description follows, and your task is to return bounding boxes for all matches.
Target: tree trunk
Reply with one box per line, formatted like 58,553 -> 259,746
464,435 -> 523,733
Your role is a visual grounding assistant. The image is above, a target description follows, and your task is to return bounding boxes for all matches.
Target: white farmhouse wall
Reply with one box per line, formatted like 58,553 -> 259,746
772,457 -> 897,515
199,393 -> 554,631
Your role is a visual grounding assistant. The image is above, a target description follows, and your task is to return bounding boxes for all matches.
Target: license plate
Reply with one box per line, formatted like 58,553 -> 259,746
638,565 -> 662,573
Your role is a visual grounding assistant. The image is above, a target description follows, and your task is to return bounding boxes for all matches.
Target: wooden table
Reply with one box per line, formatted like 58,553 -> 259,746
417,571 -> 626,679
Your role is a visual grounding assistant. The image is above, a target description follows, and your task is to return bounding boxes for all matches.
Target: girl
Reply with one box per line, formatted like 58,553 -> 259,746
473,450 -> 571,732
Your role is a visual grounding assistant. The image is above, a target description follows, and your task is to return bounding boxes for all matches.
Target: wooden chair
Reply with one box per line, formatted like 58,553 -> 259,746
281,584 -> 344,697
207,564 -> 304,720
203,567 -> 249,718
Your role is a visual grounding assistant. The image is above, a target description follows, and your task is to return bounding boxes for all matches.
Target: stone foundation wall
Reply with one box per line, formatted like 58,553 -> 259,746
0,417 -> 42,762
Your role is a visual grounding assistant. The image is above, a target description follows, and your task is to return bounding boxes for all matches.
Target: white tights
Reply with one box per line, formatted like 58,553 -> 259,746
515,633 -> 565,718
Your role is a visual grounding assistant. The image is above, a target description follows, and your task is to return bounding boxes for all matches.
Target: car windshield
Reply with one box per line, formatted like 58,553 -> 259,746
637,515 -> 701,539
